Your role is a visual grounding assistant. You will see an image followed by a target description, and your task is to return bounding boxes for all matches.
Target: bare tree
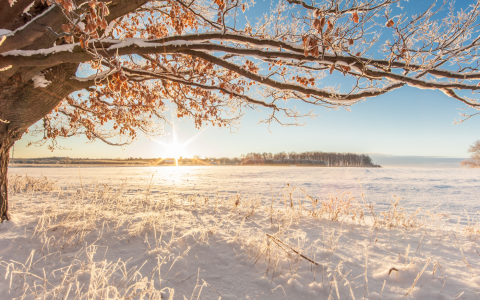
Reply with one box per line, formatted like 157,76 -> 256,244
1,0 -> 480,221
461,140 -> 480,168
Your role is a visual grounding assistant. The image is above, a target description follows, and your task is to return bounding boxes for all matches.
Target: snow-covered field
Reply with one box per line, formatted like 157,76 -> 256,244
0,166 -> 479,299
8,166 -> 480,220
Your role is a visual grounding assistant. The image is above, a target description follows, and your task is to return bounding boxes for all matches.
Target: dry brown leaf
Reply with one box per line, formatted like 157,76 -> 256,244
61,24 -> 71,33
80,37 -> 85,49
353,12 -> 359,23
313,19 -> 321,32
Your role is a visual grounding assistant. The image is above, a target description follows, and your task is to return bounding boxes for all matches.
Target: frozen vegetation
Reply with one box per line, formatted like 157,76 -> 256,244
0,167 -> 479,299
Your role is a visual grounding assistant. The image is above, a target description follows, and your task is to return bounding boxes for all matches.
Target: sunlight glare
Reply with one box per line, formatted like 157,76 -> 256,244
152,128 -> 207,161
152,105 -> 208,163
168,142 -> 183,160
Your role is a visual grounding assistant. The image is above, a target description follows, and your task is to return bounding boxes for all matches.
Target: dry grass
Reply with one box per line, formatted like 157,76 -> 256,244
463,211 -> 480,241
2,245 -> 173,300
8,174 -> 58,193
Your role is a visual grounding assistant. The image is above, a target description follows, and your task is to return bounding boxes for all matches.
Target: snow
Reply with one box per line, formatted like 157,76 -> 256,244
77,22 -> 86,31
74,70 -> 113,82
22,1 -> 34,14
103,21 -> 115,36
0,29 -> 12,47
107,38 -> 213,50
31,72 -> 51,88
148,32 -> 297,51
0,39 -> 203,58
1,43 -> 75,57
8,5 -> 55,37
0,29 -> 12,36
1,166 -> 479,299
0,65 -> 12,71
7,166 -> 480,221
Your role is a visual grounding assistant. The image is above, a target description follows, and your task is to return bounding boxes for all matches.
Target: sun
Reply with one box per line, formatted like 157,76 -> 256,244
166,142 -> 184,160
153,127 -> 207,163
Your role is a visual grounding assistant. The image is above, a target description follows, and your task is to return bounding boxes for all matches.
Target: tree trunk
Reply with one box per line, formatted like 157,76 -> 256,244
0,141 -> 11,222
0,62 -> 81,222
0,133 -> 17,222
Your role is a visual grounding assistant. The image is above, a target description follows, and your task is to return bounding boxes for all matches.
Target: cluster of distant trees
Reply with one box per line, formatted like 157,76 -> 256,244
11,157 -> 152,165
239,151 -> 380,167
242,158 -> 328,166
11,152 -> 379,167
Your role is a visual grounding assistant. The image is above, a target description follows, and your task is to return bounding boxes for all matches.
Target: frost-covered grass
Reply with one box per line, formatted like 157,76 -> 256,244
0,173 -> 479,299
8,166 -> 480,222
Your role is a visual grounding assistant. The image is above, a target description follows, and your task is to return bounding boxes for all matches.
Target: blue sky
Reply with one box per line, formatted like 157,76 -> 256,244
12,0 -> 480,162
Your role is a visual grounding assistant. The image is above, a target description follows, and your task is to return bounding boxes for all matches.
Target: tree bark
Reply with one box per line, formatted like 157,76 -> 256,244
0,131 -> 18,222
0,141 -> 10,222
0,62 -> 81,222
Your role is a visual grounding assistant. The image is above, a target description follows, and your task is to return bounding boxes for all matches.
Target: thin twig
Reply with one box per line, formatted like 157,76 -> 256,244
266,234 -> 321,266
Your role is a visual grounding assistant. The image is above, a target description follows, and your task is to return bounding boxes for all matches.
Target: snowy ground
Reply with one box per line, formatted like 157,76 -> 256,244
8,166 -> 480,221
0,166 -> 479,299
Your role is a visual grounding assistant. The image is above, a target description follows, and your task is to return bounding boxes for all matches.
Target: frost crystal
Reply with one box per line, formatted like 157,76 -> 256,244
32,73 -> 51,88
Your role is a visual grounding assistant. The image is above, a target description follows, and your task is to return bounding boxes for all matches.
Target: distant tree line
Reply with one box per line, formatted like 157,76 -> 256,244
239,151 -> 380,167
11,152 -> 379,167
11,157 -> 154,165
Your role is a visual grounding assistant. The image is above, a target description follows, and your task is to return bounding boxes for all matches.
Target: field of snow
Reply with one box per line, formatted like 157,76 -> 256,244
0,166 -> 479,299
8,166 -> 480,221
